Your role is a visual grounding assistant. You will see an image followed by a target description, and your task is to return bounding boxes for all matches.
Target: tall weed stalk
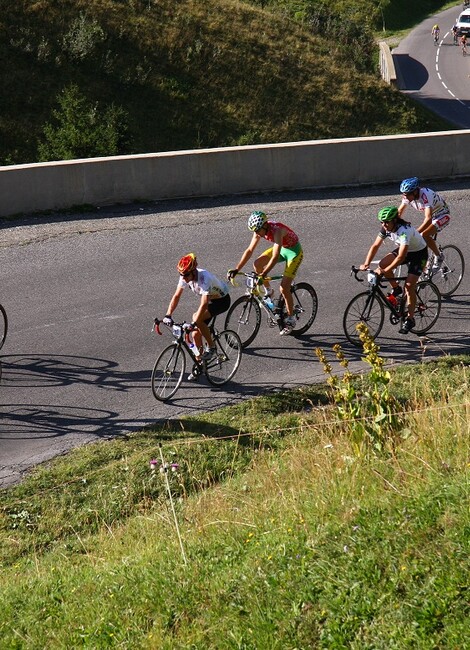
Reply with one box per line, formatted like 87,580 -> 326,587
316,323 -> 403,453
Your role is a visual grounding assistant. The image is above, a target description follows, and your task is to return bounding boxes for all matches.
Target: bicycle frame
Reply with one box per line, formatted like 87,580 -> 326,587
154,319 -> 206,373
152,317 -> 243,398
237,271 -> 290,328
351,267 -> 407,321
344,266 -> 442,346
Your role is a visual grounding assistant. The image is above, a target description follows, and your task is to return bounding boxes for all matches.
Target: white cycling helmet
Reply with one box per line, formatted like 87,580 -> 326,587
248,210 -> 268,232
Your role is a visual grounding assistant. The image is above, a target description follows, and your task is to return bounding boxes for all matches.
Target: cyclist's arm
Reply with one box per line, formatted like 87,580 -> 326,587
193,293 -> 210,323
417,206 -> 433,233
166,285 -> 184,317
360,235 -> 383,269
260,243 -> 281,276
233,232 -> 260,272
397,202 -> 407,217
378,244 -> 408,275
260,228 -> 284,276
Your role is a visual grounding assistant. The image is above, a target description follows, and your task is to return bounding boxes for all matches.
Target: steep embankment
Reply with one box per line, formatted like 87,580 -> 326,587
0,0 -> 450,164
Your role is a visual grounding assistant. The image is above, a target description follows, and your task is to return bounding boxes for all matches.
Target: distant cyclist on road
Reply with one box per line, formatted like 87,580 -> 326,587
431,24 -> 440,44
452,23 -> 459,45
360,207 -> 428,335
227,211 -> 303,336
461,33 -> 468,55
398,177 -> 451,270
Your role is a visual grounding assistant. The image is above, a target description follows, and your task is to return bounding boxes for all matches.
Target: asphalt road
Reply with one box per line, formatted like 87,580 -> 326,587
1,182 -> 469,488
393,5 -> 470,127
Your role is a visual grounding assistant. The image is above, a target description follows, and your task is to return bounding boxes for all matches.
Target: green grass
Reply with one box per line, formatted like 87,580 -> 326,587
381,0 -> 462,33
1,354 -> 469,647
0,0 -> 457,165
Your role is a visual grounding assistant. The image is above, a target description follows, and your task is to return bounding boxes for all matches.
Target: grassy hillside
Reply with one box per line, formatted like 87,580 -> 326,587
1,354 -> 469,647
0,0 -> 453,165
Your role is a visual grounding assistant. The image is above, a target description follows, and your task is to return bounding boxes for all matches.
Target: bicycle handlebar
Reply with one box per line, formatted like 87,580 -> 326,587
350,266 -> 387,288
153,318 -> 196,337
228,270 -> 283,286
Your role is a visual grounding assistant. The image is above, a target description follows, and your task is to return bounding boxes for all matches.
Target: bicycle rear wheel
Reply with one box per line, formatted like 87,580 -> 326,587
205,329 -> 242,386
289,282 -> 318,335
224,296 -> 261,348
343,291 -> 384,347
431,245 -> 464,297
0,304 -> 8,351
151,344 -> 186,401
412,281 -> 441,335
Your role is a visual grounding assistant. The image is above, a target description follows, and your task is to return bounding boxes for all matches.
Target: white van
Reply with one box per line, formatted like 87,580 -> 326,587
456,9 -> 470,36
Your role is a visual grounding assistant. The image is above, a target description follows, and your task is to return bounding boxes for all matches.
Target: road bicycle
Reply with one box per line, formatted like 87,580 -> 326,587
395,238 -> 465,298
151,317 -> 242,401
224,271 -> 318,348
0,303 -> 7,351
343,267 -> 441,347
433,30 -> 440,45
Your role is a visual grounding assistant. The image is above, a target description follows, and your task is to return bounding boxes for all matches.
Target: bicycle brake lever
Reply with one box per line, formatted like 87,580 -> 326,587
351,266 -> 364,282
153,319 -> 162,335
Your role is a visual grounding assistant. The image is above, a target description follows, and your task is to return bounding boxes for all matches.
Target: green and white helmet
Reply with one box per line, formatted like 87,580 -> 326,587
248,210 -> 268,232
377,206 -> 398,222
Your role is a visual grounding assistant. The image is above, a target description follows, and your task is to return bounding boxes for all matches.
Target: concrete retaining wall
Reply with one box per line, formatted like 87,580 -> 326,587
1,130 -> 469,217
379,41 -> 397,85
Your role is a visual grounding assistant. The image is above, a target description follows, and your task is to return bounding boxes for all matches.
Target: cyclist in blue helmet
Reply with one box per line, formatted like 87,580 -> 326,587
398,177 -> 451,270
360,206 -> 428,335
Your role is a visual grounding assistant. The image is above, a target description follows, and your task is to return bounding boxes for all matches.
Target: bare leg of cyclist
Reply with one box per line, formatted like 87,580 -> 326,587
404,274 -> 419,319
379,252 -> 400,290
253,254 -> 273,293
192,309 -> 214,349
280,276 -> 294,316
419,224 -> 440,258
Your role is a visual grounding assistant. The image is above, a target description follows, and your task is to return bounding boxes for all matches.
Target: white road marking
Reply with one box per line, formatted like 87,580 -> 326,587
435,32 -> 470,112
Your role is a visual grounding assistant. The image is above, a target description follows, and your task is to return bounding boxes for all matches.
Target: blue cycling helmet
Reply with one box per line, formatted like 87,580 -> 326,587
400,177 -> 419,193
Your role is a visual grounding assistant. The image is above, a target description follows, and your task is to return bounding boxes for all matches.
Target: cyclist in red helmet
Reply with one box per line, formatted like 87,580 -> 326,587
227,211 -> 303,335
163,253 -> 231,365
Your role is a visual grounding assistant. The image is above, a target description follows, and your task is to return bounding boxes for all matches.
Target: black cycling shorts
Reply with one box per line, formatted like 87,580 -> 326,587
392,247 -> 428,277
205,293 -> 231,322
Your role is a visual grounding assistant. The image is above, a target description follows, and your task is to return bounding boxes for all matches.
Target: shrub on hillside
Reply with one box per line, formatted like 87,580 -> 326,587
38,84 -> 130,161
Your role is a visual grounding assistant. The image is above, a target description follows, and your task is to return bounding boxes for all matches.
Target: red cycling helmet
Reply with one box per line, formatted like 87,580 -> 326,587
177,253 -> 197,275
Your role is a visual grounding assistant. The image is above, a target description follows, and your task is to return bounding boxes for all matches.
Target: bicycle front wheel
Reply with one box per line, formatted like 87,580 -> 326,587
205,329 -> 242,386
343,291 -> 384,347
0,304 -> 8,351
151,344 -> 186,401
224,296 -> 261,348
413,281 -> 441,335
290,282 -> 318,335
431,245 -> 465,297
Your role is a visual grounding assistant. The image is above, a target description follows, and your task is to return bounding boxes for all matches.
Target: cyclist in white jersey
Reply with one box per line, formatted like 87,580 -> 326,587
163,253 -> 230,365
360,206 -> 428,334
398,177 -> 450,269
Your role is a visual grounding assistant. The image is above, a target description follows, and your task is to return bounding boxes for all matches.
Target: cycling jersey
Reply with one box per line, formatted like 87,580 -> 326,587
400,187 -> 449,219
379,220 -> 426,252
179,268 -> 229,299
264,221 -> 299,248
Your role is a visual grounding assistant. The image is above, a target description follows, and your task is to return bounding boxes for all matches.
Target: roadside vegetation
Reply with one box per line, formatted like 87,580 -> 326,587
0,0 -> 459,165
1,337 -> 468,647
